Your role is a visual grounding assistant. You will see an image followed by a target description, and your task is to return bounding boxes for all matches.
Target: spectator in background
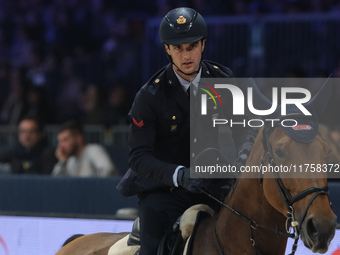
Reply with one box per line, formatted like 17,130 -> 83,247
80,84 -> 107,125
0,67 -> 28,125
54,57 -> 84,123
0,115 -> 57,174
0,63 -> 10,111
52,120 -> 118,177
25,85 -> 51,124
104,85 -> 130,126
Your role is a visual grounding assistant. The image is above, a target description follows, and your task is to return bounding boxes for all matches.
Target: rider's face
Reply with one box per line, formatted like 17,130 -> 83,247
165,40 -> 205,81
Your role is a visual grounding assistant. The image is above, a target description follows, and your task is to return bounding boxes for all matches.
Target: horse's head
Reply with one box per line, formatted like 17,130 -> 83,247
262,126 -> 337,253
249,77 -> 337,253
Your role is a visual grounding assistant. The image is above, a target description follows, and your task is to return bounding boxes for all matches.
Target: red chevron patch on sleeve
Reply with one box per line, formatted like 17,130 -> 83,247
133,117 -> 144,128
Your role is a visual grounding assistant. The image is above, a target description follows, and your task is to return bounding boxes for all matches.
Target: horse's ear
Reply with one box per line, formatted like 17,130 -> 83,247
247,78 -> 280,119
305,75 -> 333,121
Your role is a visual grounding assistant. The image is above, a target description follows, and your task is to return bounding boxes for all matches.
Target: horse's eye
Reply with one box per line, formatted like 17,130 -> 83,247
274,148 -> 286,159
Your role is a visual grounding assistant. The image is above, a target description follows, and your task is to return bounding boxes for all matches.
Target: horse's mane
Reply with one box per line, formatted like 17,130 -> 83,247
62,234 -> 84,247
222,178 -> 240,204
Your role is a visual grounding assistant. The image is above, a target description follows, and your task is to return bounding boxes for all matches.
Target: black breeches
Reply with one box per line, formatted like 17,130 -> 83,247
138,188 -> 218,255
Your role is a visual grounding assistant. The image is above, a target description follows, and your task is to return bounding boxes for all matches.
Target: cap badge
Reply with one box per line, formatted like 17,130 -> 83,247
177,16 -> 186,24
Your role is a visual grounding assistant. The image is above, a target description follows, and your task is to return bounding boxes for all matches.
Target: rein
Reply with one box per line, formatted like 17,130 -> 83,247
198,187 -> 295,255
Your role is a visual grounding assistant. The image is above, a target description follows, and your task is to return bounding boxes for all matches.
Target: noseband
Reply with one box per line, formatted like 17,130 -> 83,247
261,118 -> 330,254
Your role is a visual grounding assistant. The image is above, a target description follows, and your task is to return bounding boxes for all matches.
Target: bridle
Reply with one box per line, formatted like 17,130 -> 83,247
260,116 -> 330,255
199,115 -> 330,255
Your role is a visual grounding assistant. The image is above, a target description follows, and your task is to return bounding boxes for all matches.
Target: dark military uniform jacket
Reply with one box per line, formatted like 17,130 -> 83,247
117,60 -> 255,197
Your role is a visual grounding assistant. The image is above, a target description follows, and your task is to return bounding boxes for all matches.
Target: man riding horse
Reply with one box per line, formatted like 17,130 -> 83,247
55,66 -> 337,255
116,7 -> 256,255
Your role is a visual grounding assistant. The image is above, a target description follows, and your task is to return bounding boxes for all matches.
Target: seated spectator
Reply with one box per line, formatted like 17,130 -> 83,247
25,86 -> 51,125
0,68 -> 29,125
0,115 -> 57,174
79,84 -> 107,125
104,85 -> 130,126
52,120 -> 118,177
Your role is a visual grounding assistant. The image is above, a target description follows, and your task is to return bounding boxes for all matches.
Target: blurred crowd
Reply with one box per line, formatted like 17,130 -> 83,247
1,0 -> 340,126
0,0 -> 340,176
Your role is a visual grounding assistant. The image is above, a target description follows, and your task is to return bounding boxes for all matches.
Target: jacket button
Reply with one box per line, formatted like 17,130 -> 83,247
193,138 -> 197,143
192,153 -> 195,158
172,116 -> 176,120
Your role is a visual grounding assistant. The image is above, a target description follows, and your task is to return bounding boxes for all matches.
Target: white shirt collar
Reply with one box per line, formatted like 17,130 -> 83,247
173,66 -> 202,93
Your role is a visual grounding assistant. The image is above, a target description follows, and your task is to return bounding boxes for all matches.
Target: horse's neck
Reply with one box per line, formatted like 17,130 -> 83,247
215,178 -> 288,255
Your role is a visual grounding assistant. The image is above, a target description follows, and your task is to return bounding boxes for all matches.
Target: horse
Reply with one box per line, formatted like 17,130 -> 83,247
55,79 -> 337,255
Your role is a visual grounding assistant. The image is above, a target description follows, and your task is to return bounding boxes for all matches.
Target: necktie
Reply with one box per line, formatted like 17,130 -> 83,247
187,85 -> 190,100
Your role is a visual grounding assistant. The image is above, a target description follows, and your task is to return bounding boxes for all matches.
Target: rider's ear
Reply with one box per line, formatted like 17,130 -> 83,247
201,39 -> 206,52
164,43 -> 171,55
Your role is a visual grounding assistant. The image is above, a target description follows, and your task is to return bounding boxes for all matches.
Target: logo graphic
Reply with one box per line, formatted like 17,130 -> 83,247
292,125 -> 312,130
199,83 -> 222,115
332,248 -> 340,254
201,84 -> 312,116
0,235 -> 9,255
197,78 -> 333,129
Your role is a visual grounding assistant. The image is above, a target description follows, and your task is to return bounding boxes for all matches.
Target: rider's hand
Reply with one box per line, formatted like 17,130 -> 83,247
55,145 -> 69,162
176,167 -> 204,193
